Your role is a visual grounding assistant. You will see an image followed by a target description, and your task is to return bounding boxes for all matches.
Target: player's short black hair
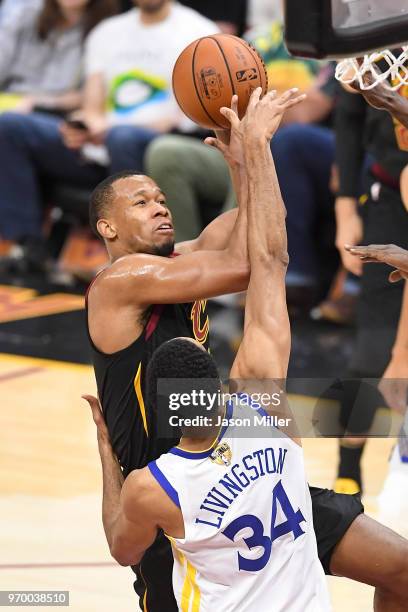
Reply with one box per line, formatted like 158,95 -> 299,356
89,170 -> 144,237
146,338 -> 221,418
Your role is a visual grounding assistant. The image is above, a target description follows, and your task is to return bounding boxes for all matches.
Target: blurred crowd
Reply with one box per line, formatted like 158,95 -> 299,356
0,0 -> 407,504
0,0 -> 343,302
0,0 -> 335,299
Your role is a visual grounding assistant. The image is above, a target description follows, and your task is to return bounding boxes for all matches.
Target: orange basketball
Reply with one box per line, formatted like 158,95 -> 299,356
172,34 -> 268,130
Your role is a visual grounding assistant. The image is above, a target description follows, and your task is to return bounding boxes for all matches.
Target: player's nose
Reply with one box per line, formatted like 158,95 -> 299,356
153,202 -> 170,217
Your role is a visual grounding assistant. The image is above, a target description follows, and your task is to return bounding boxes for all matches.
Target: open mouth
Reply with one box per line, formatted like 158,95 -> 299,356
156,223 -> 173,234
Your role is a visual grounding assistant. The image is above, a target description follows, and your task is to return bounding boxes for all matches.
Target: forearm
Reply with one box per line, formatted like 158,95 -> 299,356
98,439 -> 125,551
335,196 -> 358,226
389,93 -> 408,129
33,90 -> 82,112
245,139 -> 287,263
226,162 -> 248,263
393,281 -> 408,355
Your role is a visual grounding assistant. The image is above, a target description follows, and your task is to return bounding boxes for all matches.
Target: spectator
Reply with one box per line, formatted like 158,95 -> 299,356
333,81 -> 408,495
247,0 -> 282,28
0,0 -> 217,260
0,0 -> 119,115
0,0 -> 41,22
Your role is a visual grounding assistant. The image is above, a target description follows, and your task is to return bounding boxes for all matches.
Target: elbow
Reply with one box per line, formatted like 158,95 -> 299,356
240,261 -> 250,282
110,541 -> 142,567
235,261 -> 250,291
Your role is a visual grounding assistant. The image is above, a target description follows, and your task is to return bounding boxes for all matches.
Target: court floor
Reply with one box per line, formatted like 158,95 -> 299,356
0,353 -> 405,611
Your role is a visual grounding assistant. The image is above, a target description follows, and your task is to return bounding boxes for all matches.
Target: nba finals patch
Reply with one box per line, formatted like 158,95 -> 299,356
210,442 -> 232,467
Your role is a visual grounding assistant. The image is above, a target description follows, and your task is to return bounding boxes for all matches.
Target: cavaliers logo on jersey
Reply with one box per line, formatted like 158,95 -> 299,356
210,442 -> 232,467
191,300 -> 209,345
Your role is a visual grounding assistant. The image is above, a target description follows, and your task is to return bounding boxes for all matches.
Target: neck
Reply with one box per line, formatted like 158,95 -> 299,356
139,2 -> 172,25
179,429 -> 220,452
108,242 -> 138,263
59,7 -> 84,28
178,406 -> 225,451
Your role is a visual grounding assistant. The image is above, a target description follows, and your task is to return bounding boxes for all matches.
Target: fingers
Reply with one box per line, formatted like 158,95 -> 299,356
346,244 -> 387,253
345,244 -> 385,261
82,393 -> 100,408
204,136 -> 227,154
389,269 -> 403,283
273,88 -> 306,109
378,379 -> 408,415
219,106 -> 240,130
59,124 -> 87,149
230,94 -> 238,115
276,87 -> 300,104
82,394 -> 104,425
281,92 -> 307,109
247,86 -> 262,111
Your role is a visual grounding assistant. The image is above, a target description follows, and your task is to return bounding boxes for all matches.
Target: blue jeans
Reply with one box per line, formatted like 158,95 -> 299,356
0,112 -> 158,240
271,123 -> 335,283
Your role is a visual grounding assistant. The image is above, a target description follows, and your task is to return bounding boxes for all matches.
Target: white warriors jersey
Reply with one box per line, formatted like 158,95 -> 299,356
148,398 -> 331,612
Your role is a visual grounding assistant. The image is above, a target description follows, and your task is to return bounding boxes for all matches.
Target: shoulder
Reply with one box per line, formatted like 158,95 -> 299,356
171,4 -> 219,36
1,1 -> 41,32
122,467 -> 158,514
88,253 -> 166,297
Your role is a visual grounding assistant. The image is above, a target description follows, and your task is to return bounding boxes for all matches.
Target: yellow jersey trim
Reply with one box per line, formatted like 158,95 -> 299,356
134,362 -> 148,436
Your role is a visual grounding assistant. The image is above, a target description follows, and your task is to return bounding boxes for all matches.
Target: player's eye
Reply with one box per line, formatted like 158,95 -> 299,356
135,200 -> 146,206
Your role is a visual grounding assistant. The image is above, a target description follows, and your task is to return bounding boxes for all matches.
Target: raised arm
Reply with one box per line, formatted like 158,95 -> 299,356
99,97 -> 250,306
175,209 -> 238,254
100,245 -> 249,306
176,96 -> 246,255
230,88 -> 306,381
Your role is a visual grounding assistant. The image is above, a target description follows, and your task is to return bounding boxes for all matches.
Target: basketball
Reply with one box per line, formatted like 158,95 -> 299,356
172,34 -> 268,130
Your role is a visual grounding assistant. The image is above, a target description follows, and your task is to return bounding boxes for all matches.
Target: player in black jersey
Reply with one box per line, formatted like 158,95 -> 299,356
86,91 -> 408,611
86,94 -> 251,608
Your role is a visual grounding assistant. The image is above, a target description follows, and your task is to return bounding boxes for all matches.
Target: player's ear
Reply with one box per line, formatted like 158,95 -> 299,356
97,218 -> 117,240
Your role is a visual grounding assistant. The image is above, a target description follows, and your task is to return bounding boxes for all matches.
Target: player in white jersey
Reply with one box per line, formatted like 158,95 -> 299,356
85,87 -> 332,610
149,394 -> 330,611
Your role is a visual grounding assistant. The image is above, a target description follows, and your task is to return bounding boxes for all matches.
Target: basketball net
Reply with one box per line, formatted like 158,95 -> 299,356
335,46 -> 408,90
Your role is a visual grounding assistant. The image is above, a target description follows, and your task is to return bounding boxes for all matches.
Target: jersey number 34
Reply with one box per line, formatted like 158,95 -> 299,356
222,480 -> 306,572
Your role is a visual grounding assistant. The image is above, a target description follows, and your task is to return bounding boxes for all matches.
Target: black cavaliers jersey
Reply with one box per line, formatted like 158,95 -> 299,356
86,297 -> 210,476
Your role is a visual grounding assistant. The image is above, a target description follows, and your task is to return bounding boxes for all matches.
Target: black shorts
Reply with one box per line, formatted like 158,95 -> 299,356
310,486 -> 364,574
132,486 -> 364,610
133,531 -> 177,611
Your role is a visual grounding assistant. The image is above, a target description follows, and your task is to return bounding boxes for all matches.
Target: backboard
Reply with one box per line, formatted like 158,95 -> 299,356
284,0 -> 408,59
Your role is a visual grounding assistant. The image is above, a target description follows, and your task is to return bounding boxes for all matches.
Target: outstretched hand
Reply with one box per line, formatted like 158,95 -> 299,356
205,88 -> 307,160
83,394 -> 111,445
204,95 -> 244,167
345,244 -> 408,282
239,87 -> 307,142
